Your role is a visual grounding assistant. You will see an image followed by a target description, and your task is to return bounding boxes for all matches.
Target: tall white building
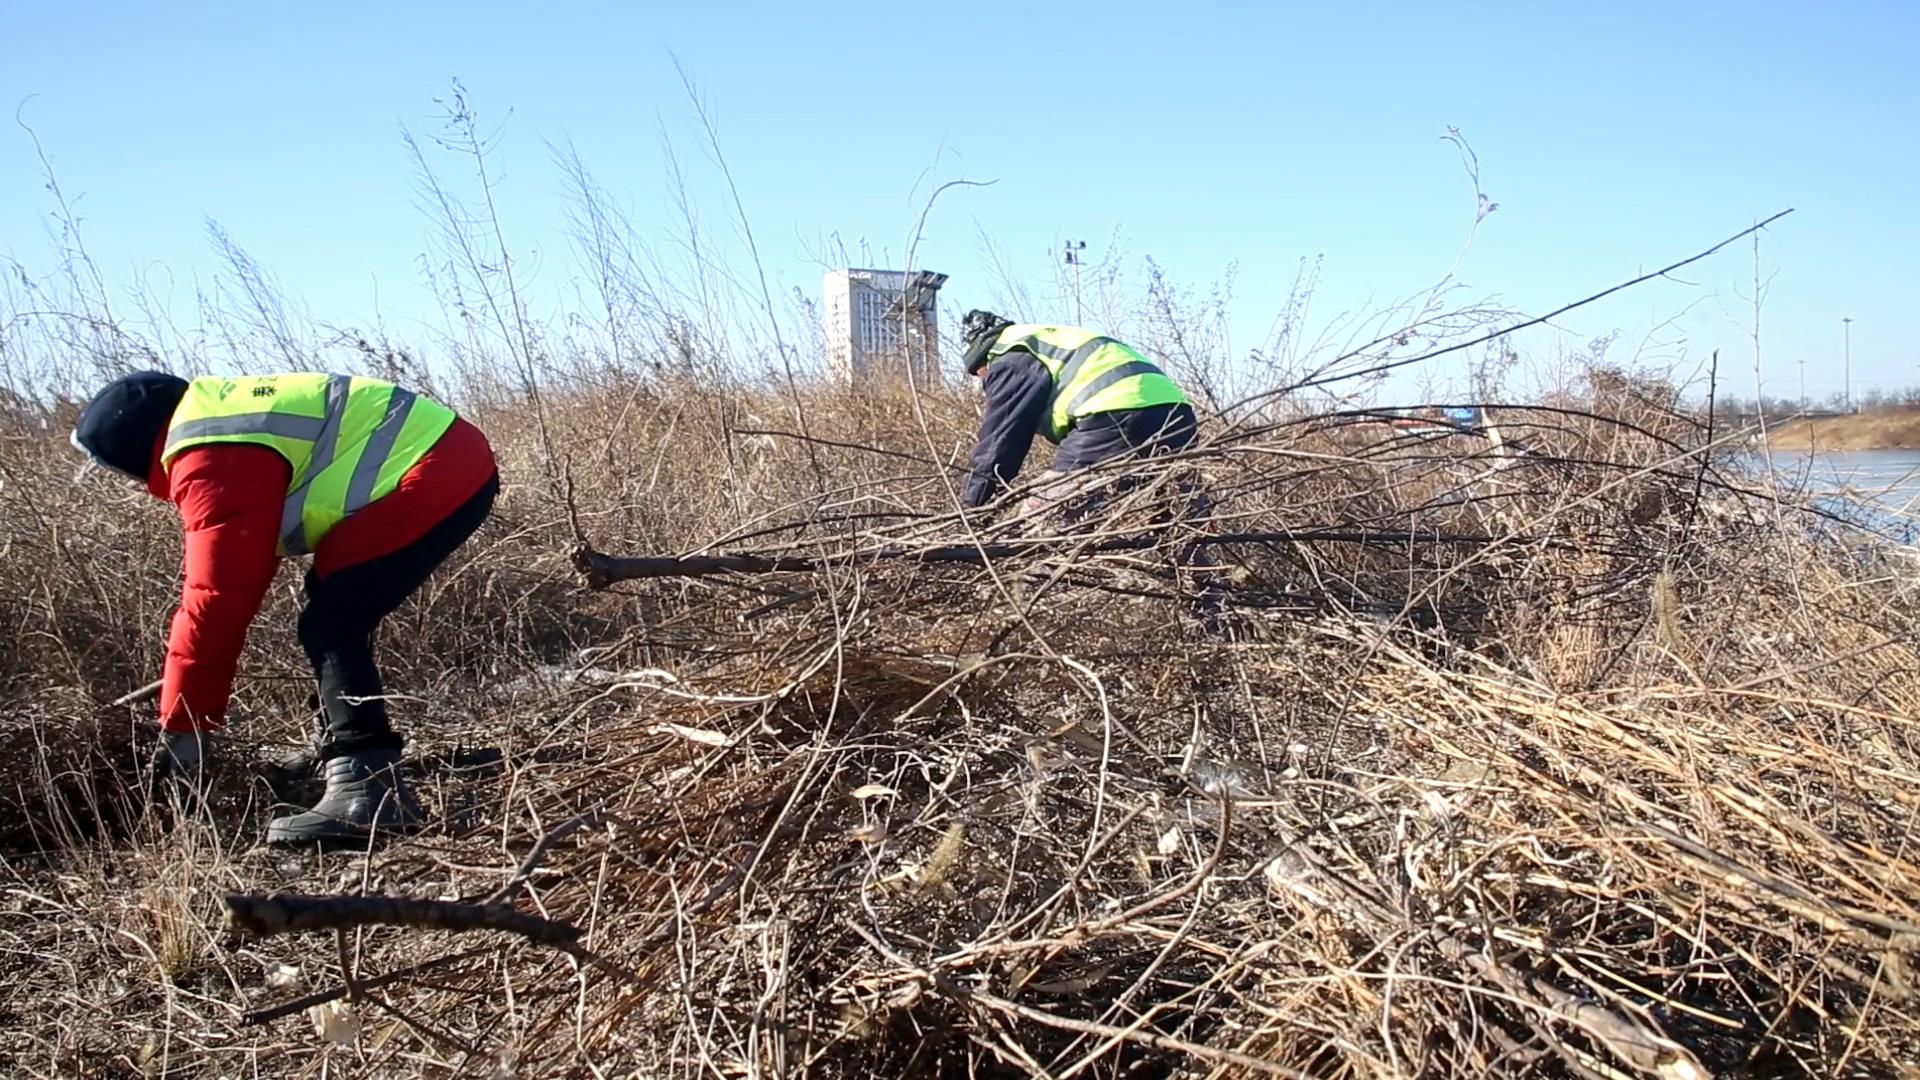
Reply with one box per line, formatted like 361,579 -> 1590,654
823,269 -> 947,386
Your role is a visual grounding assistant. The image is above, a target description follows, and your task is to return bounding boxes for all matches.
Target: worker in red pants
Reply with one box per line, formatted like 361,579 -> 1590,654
70,371 -> 497,844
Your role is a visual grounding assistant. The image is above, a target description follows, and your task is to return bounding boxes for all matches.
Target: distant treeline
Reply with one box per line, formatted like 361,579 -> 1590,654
1709,386 -> 1920,419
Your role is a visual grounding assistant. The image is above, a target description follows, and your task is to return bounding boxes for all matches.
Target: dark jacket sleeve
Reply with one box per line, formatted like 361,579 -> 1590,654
962,352 -> 1053,508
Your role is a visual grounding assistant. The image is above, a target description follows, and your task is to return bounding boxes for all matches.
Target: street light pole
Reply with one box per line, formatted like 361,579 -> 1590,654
1843,317 -> 1853,413
1063,240 -> 1086,325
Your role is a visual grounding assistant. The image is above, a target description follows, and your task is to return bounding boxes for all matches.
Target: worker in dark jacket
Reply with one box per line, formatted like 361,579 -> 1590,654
70,370 -> 498,845
958,310 -> 1197,513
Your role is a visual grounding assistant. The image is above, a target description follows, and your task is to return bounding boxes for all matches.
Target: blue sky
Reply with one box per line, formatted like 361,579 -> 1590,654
2,1 -> 1914,401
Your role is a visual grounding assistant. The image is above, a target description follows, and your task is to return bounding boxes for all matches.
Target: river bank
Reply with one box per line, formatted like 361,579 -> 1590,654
1765,408 -> 1920,450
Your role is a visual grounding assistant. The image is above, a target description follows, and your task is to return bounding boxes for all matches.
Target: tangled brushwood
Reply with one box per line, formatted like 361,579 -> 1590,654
1,374 -> 1917,1079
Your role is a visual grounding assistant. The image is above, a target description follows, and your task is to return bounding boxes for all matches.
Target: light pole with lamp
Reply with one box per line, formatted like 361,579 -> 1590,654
1843,317 -> 1853,413
1063,240 -> 1086,325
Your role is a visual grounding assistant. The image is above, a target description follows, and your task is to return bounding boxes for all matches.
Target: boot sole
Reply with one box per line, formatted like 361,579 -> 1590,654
265,817 -> 427,847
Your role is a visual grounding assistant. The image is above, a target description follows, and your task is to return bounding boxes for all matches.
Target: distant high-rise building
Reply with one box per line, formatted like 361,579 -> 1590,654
823,269 -> 947,386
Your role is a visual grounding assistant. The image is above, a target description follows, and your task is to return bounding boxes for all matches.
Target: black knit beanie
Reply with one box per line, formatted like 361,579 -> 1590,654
71,371 -> 190,482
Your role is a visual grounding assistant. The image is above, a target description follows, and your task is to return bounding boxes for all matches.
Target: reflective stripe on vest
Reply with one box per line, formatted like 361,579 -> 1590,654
162,373 -> 457,556
984,325 -> 1188,442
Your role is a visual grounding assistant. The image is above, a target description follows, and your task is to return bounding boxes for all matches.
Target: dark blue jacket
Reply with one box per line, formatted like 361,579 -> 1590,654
961,352 -> 1197,508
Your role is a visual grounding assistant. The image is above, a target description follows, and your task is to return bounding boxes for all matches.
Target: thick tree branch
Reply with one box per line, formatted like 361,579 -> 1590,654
224,892 -> 583,947
573,529 -> 1548,586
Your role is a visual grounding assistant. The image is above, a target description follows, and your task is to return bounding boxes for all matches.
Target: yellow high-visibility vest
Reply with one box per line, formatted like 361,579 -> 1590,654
981,325 -> 1187,442
163,373 -> 457,555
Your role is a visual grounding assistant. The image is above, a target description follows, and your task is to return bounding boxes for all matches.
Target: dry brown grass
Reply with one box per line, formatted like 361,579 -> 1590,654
1,372 -> 1917,1080
1769,408 -> 1920,451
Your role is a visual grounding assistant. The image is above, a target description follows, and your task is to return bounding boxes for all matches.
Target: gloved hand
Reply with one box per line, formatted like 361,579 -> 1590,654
147,729 -> 211,804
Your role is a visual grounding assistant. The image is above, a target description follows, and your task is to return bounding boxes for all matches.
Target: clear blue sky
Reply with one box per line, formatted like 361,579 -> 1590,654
3,1 -> 1914,401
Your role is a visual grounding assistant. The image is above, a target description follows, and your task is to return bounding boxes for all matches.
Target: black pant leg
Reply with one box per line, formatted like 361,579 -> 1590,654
299,584 -> 391,754
1118,402 -> 1197,455
297,474 -> 499,757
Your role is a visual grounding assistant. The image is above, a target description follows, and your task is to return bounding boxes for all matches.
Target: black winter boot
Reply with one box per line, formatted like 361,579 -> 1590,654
265,749 -> 426,844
